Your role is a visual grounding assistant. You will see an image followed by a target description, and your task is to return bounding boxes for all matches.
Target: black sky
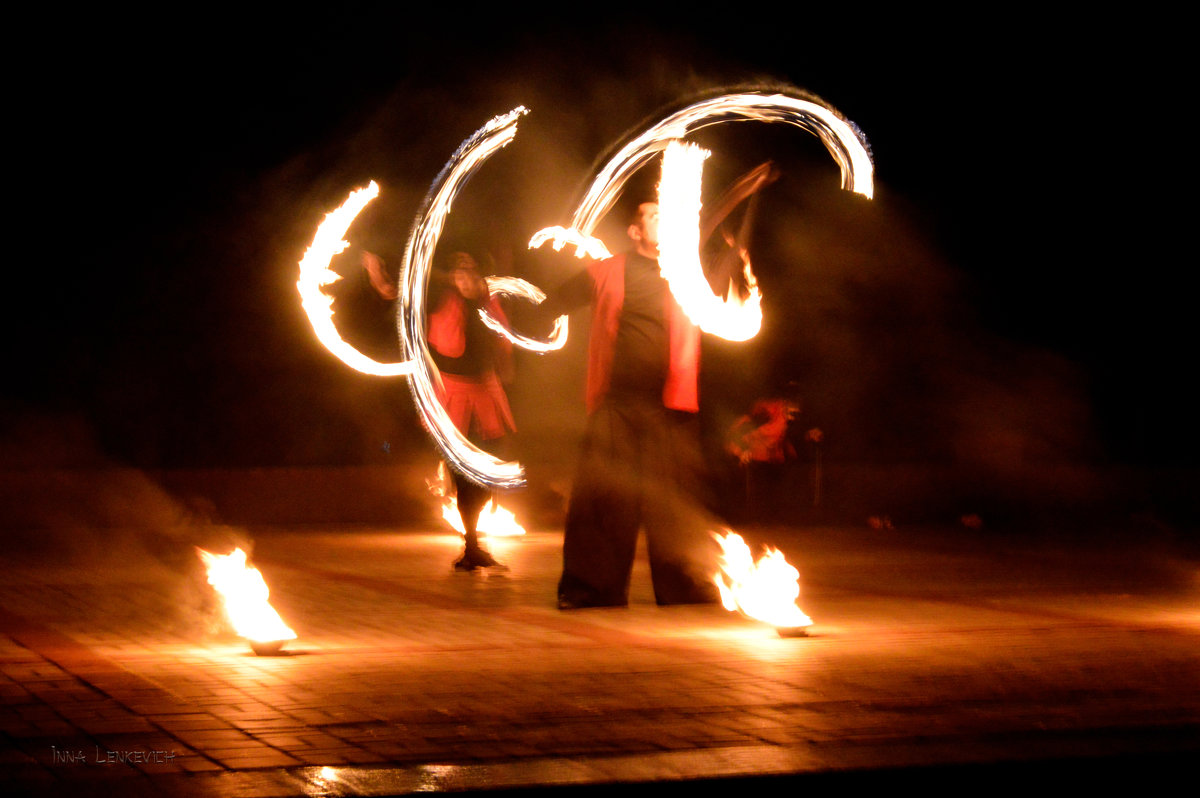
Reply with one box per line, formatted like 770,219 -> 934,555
8,9 -> 1190,489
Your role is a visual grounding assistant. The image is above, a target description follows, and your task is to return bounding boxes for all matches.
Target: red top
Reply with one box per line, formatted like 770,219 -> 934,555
428,290 -> 516,440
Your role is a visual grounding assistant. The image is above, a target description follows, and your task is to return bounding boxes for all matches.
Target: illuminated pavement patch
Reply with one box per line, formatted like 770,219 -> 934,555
1,521 -> 1197,796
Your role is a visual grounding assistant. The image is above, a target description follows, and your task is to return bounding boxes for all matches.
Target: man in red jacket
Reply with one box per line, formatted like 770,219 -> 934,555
544,202 -> 719,609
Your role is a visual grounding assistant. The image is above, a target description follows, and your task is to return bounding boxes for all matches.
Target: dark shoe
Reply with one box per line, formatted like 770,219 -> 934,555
470,549 -> 502,567
457,548 -> 508,572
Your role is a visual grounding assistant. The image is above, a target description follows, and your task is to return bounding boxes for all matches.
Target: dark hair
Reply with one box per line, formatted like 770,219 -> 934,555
446,251 -> 480,272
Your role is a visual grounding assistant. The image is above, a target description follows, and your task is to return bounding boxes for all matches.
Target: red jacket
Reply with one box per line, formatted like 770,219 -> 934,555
586,254 -> 701,414
428,291 -> 514,380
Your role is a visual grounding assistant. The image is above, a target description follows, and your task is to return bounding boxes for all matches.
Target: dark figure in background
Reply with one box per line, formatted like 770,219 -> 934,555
726,397 -> 800,519
427,252 -> 516,571
728,397 -> 799,466
543,202 -> 719,608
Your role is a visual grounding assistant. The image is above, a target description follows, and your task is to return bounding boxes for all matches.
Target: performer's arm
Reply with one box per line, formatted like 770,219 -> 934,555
535,268 -> 593,327
362,251 -> 398,300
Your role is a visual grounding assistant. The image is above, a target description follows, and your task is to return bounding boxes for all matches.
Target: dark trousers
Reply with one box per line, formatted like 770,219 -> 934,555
452,432 -> 508,552
453,471 -> 490,550
558,397 -> 719,606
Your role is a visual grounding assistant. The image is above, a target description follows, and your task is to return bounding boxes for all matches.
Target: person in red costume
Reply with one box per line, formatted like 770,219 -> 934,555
542,202 -> 720,608
360,247 -> 515,571
426,251 -> 516,571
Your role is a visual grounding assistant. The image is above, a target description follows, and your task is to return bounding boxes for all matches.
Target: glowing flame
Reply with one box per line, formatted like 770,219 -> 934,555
528,226 -> 612,261
427,463 -> 526,537
297,181 -> 413,376
712,530 -> 812,630
657,141 -> 763,341
439,497 -> 526,538
298,90 -> 872,493
479,275 -> 568,354
572,91 -> 873,236
197,547 -> 297,644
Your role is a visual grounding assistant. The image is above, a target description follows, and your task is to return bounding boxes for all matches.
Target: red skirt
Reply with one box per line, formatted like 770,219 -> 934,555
438,372 -> 516,441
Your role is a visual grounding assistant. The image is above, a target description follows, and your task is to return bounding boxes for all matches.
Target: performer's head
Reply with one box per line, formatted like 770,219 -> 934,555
447,251 -> 486,300
627,201 -> 660,259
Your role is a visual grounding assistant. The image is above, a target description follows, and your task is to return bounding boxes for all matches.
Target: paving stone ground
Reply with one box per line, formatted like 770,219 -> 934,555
1,515 -> 1198,796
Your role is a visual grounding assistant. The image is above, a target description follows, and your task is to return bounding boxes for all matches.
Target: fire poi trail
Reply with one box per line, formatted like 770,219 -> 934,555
297,180 -> 412,377
296,87 -> 869,628
299,88 -> 873,492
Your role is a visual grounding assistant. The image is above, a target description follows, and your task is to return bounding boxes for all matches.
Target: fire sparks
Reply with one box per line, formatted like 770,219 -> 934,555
197,547 -> 296,652
657,141 -> 763,341
712,530 -> 812,633
427,463 -> 526,537
297,181 -> 413,377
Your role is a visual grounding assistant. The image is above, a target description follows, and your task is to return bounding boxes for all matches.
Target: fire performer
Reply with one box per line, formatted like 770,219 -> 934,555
542,157 -> 777,609
542,200 -> 720,608
426,251 -> 516,571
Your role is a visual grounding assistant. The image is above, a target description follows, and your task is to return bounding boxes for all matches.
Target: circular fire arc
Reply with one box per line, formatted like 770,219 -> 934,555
571,91 -> 874,237
397,107 -> 530,491
301,89 -> 873,491
510,89 -> 874,348
297,180 -> 414,376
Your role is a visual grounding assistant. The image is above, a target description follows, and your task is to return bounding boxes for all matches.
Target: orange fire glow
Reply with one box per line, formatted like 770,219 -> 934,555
712,530 -> 812,631
427,463 -> 526,537
197,547 -> 297,646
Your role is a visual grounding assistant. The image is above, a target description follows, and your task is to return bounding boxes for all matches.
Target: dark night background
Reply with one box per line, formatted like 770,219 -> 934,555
5,9 -> 1192,531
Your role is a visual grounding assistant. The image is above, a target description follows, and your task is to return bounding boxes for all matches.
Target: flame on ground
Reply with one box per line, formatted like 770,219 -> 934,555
712,530 -> 812,630
440,497 -> 526,537
427,463 -> 526,537
197,547 -> 297,644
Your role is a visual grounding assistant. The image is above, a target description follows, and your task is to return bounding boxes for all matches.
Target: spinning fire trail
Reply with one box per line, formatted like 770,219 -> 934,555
297,88 -> 874,630
298,89 -> 873,490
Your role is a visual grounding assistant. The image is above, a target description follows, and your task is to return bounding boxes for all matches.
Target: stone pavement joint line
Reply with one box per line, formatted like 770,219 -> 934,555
1,525 -> 1198,796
